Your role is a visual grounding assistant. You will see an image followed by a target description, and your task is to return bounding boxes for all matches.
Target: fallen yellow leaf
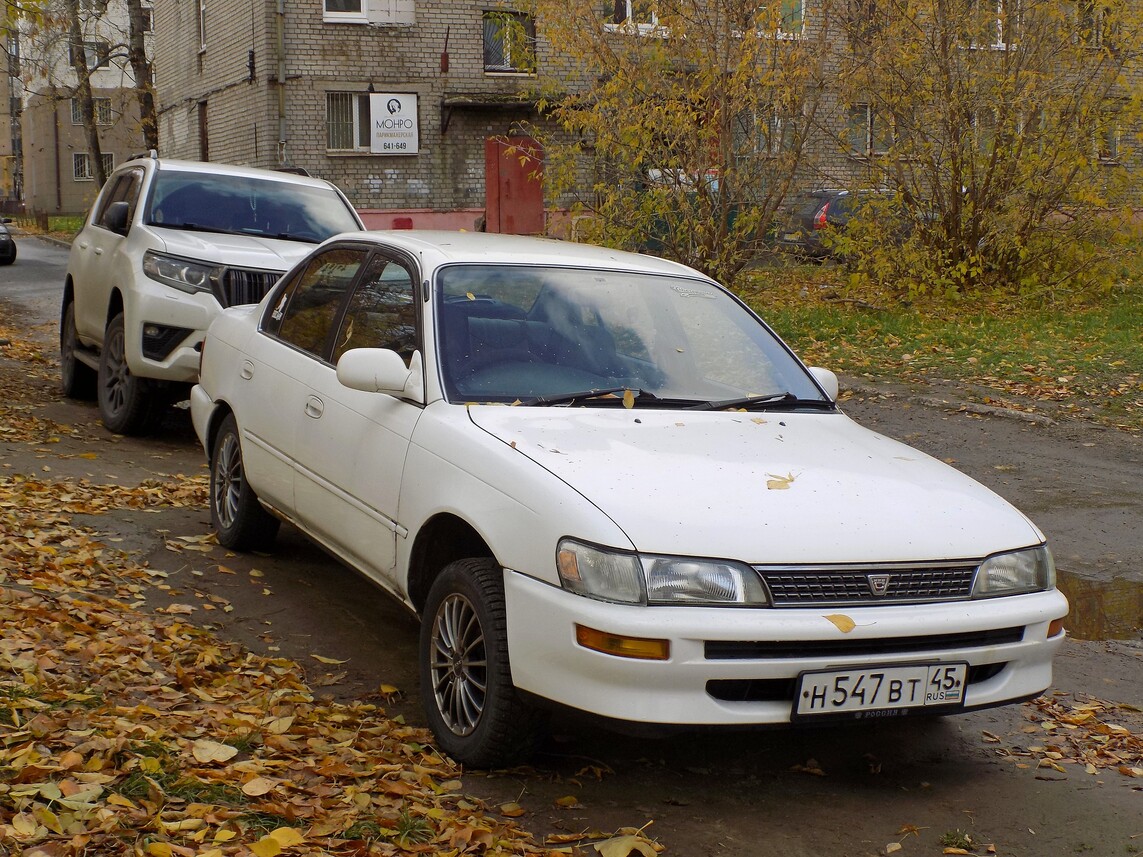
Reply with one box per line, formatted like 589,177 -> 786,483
824,614 -> 856,633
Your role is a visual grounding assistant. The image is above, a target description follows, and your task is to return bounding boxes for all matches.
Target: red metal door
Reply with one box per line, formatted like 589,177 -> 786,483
484,136 -> 544,235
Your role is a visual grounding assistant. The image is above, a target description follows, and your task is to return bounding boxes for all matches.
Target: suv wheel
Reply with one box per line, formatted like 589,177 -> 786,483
420,558 -> 547,767
60,298 -> 97,400
97,312 -> 155,435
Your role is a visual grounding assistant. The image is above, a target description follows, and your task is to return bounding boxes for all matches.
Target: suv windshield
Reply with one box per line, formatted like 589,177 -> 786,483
436,265 -> 828,407
145,171 -> 360,243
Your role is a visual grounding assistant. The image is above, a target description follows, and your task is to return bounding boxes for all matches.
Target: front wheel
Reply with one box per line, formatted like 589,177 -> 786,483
420,558 -> 546,768
60,298 -> 97,400
209,413 -> 280,551
97,312 -> 155,435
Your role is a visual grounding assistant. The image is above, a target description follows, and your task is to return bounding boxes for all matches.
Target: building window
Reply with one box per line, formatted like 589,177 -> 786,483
324,0 -> 366,22
484,11 -> 536,74
71,97 -> 113,125
1096,106 -> 1121,162
847,104 -> 892,157
1077,0 -> 1116,47
327,92 -> 371,151
73,152 -> 114,181
140,6 -> 154,32
196,0 -> 206,50
69,40 -> 110,70
963,0 -> 1021,49
735,106 -> 800,158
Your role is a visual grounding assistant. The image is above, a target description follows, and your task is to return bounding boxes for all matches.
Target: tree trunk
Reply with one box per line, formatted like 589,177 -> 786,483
125,0 -> 157,151
66,0 -> 105,186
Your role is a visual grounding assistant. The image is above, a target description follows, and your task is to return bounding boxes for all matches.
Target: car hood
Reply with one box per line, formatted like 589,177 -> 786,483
151,227 -> 314,272
466,407 -> 1043,564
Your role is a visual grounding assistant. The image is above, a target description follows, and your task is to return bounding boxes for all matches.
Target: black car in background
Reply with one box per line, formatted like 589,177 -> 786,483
0,218 -> 15,265
776,189 -> 926,260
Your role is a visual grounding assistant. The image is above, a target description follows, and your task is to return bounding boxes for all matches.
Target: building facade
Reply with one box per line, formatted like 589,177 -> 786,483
153,1 -> 1141,235
154,1 -> 550,232
18,1 -> 153,215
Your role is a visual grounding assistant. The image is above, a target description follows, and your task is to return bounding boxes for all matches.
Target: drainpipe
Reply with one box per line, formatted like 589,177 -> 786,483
275,0 -> 287,165
52,86 -> 62,211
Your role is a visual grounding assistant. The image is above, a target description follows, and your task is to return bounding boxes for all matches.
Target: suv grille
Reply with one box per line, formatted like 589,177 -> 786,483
757,562 -> 977,606
217,268 -> 282,308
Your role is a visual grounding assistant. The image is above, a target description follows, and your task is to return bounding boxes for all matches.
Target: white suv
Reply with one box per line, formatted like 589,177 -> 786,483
61,154 -> 365,434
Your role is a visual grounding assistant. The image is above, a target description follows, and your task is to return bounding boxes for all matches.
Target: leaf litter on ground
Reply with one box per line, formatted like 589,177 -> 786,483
0,335 -> 664,855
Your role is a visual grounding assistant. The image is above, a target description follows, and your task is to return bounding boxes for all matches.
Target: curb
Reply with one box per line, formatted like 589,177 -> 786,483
843,377 -> 1058,426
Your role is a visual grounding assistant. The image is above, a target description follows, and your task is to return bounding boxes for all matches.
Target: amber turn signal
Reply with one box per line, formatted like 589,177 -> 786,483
1047,618 -> 1066,638
574,624 -> 670,661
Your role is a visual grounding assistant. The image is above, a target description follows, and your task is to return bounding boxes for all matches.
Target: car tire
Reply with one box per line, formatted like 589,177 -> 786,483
60,298 -> 97,400
97,312 -> 156,435
209,413 -> 280,551
420,558 -> 547,768
0,248 -> 13,265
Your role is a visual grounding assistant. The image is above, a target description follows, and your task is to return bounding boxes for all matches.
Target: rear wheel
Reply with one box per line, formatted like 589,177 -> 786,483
60,298 -> 96,400
97,312 -> 155,435
420,558 -> 546,768
209,413 -> 279,551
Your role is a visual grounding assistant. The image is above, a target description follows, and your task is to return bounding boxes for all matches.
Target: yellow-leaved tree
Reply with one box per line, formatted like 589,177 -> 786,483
522,0 -> 837,287
829,0 -> 1143,297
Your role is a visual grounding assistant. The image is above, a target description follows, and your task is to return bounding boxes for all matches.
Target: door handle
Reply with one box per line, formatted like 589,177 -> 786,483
304,396 -> 324,419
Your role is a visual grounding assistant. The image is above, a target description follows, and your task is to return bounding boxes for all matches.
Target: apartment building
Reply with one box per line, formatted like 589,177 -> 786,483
154,1 -> 548,232
18,1 -> 154,215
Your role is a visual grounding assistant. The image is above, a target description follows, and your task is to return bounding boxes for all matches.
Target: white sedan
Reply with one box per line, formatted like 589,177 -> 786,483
191,231 -> 1068,767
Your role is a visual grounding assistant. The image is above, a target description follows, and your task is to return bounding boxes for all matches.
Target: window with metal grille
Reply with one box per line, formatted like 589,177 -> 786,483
71,97 -> 113,125
326,92 -> 371,151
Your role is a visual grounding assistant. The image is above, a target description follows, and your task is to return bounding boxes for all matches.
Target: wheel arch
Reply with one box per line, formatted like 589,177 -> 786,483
202,400 -> 236,462
407,513 -> 495,616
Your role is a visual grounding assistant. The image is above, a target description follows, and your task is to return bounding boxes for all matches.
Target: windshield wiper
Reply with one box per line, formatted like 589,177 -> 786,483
687,391 -> 833,412
521,387 -> 658,407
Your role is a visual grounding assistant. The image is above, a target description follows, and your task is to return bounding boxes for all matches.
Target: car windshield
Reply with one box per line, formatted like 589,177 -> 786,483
145,171 -> 360,242
435,265 -> 827,407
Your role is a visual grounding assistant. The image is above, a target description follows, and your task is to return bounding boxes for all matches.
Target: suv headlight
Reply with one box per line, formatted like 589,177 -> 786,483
972,545 -> 1055,598
143,251 -> 223,295
556,539 -> 769,606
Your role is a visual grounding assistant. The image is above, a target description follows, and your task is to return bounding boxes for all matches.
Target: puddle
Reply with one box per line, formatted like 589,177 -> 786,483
1056,571 -> 1143,641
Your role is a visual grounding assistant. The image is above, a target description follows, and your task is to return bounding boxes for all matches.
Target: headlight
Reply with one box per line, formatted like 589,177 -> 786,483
143,251 -> 223,295
556,539 -> 769,606
972,545 -> 1055,598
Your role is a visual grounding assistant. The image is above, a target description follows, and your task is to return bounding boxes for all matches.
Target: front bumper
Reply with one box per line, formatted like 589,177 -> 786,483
122,278 -> 217,383
504,570 -> 1068,725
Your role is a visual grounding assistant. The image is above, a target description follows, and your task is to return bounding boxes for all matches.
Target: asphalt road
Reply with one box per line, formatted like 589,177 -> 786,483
2,234 -> 1140,857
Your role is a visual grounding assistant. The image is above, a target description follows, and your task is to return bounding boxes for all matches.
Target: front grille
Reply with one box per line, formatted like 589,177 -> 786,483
704,627 -> 1025,661
758,562 -> 977,606
217,268 -> 281,308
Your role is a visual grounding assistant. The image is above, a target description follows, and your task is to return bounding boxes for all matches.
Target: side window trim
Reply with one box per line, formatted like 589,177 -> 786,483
330,248 -> 422,366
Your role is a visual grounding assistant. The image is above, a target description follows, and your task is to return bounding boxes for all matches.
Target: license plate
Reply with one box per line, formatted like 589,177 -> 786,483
794,662 -> 967,720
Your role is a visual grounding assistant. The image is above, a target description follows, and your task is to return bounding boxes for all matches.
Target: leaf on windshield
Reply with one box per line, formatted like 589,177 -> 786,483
766,472 -> 796,490
623,390 -> 636,409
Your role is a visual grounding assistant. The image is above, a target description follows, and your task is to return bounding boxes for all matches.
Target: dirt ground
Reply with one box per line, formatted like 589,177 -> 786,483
1,246 -> 1140,857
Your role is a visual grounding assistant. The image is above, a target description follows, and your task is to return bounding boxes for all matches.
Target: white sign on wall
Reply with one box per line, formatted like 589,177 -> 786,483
369,93 -> 419,155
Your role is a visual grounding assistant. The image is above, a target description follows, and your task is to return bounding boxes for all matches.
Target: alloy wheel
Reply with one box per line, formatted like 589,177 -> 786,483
429,593 -> 488,736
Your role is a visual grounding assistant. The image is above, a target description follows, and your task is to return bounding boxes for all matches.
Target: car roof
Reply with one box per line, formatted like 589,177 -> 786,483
120,156 -> 342,191
333,230 -> 712,279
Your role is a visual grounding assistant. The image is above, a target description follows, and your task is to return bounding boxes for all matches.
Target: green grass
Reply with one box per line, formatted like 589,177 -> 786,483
741,263 -> 1143,432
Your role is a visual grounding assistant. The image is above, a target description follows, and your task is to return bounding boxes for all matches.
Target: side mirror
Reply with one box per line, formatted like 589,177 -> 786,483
337,348 -> 424,402
102,201 -> 131,235
809,366 -> 839,401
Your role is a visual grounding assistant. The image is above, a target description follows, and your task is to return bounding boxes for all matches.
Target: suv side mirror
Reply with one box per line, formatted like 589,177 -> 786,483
102,201 -> 131,235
